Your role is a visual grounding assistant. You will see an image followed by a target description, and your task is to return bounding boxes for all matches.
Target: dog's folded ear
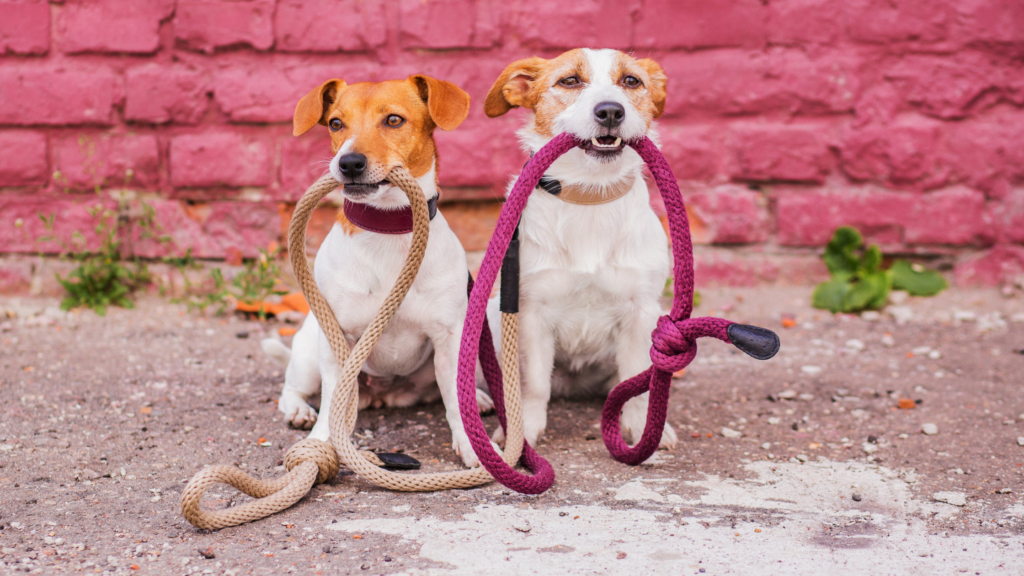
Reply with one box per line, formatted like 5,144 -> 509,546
410,75 -> 471,132
484,57 -> 546,118
293,79 -> 346,137
636,58 -> 667,119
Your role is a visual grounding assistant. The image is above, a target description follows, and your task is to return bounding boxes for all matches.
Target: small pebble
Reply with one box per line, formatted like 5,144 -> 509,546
798,393 -> 815,401
867,435 -> 877,444
845,339 -> 865,351
862,443 -> 878,454
361,564 -> 370,570
384,556 -> 392,562
721,427 -> 742,439
996,488 -> 1012,494
852,494 -> 862,502
932,492 -> 967,507
761,442 -> 771,450
795,454 -> 809,462
767,417 -> 781,425
235,331 -> 249,339
1017,437 -> 1024,447
776,390 -> 797,400
801,365 -> 822,376
322,546 -> 331,554
928,350 -> 941,359
921,423 -> 939,435
880,333 -> 895,347
898,433 -> 909,439
198,548 -> 215,559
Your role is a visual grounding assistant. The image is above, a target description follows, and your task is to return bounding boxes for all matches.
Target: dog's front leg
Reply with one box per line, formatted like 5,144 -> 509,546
429,325 -> 483,468
614,300 -> 678,450
277,314 -> 322,430
517,309 -> 556,447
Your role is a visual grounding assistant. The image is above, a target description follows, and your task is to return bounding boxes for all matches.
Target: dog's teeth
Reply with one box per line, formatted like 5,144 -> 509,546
590,137 -> 621,149
614,137 -> 622,147
591,138 -> 601,147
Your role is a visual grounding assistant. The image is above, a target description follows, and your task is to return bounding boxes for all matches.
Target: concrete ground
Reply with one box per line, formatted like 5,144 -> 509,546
1,287 -> 1023,575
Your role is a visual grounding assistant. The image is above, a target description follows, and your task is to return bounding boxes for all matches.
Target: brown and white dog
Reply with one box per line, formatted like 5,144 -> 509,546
484,49 -> 676,450
262,75 -> 492,468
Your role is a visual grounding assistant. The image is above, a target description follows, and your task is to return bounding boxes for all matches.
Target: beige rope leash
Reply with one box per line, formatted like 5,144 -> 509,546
181,168 -> 523,530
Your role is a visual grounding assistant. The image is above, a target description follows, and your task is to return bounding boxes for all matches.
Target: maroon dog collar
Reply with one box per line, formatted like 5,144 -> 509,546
342,196 -> 438,234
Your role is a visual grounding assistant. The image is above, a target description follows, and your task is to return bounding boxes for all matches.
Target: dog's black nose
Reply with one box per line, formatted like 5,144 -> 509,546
594,101 -> 625,129
337,152 -> 367,179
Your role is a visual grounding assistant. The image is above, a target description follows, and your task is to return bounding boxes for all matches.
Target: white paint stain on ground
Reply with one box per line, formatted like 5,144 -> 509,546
328,460 -> 1021,575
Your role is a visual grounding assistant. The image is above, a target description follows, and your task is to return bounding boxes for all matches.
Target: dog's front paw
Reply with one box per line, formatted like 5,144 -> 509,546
476,388 -> 495,414
279,391 -> 318,430
451,431 -> 481,468
659,422 -> 678,450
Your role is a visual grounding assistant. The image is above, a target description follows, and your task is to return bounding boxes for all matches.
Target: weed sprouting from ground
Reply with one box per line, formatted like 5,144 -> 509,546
174,245 -> 289,319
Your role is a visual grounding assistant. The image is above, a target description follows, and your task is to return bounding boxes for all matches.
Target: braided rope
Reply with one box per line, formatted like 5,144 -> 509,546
182,169 -> 525,530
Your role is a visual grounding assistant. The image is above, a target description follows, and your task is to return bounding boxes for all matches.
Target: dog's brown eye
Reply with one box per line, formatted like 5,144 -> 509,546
385,114 -> 405,127
329,118 -> 343,131
622,75 -> 641,88
558,75 -> 581,88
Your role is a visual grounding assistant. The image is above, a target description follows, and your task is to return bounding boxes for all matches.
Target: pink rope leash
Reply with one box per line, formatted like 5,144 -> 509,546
458,133 -> 779,492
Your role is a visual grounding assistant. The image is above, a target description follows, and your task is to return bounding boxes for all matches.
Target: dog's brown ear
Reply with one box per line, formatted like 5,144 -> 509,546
411,75 -> 471,132
484,57 -> 546,118
636,58 -> 667,119
293,79 -> 346,136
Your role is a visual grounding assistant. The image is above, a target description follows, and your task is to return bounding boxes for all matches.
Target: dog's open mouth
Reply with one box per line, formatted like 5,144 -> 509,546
342,181 -> 387,197
581,136 -> 625,159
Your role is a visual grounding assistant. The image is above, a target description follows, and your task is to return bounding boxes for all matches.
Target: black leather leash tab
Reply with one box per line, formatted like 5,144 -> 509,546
727,324 -> 781,361
375,452 -> 421,470
500,226 -> 520,314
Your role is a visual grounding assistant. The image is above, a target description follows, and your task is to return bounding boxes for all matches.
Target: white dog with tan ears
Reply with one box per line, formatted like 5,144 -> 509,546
483,48 -> 677,450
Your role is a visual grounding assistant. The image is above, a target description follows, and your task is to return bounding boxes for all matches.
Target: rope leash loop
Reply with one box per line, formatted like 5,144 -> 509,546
182,167 -> 528,530
457,134 -> 780,490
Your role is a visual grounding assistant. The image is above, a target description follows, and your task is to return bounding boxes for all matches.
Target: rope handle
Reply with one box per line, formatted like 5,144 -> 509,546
182,167 -> 529,530
456,134 -> 780,490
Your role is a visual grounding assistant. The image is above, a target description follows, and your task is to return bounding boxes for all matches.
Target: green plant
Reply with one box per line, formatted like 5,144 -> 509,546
176,246 -> 288,318
812,226 -> 947,313
663,277 -> 701,308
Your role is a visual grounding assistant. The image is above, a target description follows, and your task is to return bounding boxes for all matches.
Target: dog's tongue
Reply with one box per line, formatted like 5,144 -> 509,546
596,136 -> 618,145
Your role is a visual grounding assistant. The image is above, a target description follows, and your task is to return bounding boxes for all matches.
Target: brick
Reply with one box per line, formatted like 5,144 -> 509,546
903,186 -> 994,246
847,0 -> 953,45
945,109 -> 1024,199
775,186 -> 917,247
279,131 -> 333,202
659,49 -> 861,118
133,200 -> 279,259
170,132 -> 272,188
840,117 -> 948,191
693,250 -> 783,287
882,52 -> 1024,120
956,0 -> 1024,57
634,0 -> 765,49
0,1 -> 50,55
728,123 -> 831,183
765,0 -> 846,46
684,185 -> 769,245
52,133 -> 160,191
0,131 -> 48,187
0,65 -> 120,126
276,0 -> 388,52
400,0 -> 500,49
0,195 -> 116,254
174,0 -> 274,53
657,125 -> 721,182
508,0 -> 639,50
992,190 -> 1024,245
57,0 -> 173,54
439,200 -> 502,252
435,125 -> 527,190
954,244 -> 1024,287
213,63 -> 374,124
125,64 -> 210,125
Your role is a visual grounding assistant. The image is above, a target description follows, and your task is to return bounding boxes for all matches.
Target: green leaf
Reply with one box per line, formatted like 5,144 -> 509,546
861,245 -> 882,273
861,270 -> 892,310
812,278 -> 852,313
822,226 -> 862,276
890,259 -> 947,296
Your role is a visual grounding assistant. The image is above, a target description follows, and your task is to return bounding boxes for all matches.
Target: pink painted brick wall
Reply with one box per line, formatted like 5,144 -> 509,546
0,0 -> 1023,287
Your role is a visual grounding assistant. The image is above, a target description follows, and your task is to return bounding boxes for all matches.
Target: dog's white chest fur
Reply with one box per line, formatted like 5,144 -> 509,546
314,216 -> 466,377
517,175 -> 670,382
